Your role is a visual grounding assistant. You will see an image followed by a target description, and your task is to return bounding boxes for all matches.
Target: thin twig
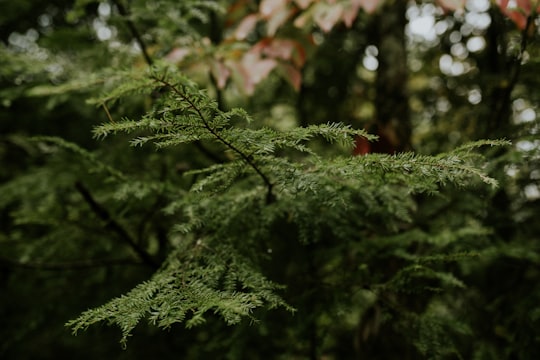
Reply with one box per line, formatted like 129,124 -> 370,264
75,181 -> 159,269
102,103 -> 115,123
111,0 -> 225,164
490,14 -> 534,134
111,0 -> 153,66
154,77 -> 276,203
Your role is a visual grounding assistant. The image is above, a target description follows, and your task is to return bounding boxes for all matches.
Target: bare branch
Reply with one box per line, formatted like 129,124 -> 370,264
75,181 -> 159,269
111,0 -> 154,66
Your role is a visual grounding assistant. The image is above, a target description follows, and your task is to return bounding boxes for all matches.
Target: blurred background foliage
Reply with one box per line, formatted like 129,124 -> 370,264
1,0 -> 540,358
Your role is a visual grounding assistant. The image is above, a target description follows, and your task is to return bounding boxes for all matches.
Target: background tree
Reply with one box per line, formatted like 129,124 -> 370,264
1,0 -> 539,359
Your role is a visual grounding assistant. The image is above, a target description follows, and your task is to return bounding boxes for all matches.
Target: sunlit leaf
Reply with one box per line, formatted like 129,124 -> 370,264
314,3 -> 343,32
294,0 -> 315,10
239,52 -> 278,94
165,47 -> 191,63
260,0 -> 288,18
266,5 -> 294,36
234,14 -> 259,40
293,9 -> 312,28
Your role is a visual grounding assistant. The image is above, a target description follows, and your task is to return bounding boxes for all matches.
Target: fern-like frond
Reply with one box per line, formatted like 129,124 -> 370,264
66,244 -> 293,346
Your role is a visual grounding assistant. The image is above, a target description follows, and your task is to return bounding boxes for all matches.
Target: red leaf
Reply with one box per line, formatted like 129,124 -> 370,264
343,0 -> 363,27
497,0 -> 540,30
359,0 -> 383,14
353,135 -> 371,155
280,63 -> 302,91
436,0 -> 466,12
255,38 -> 306,67
239,52 -> 278,95
211,60 -> 231,89
353,124 -> 397,155
235,14 -> 259,40
314,3 -> 343,32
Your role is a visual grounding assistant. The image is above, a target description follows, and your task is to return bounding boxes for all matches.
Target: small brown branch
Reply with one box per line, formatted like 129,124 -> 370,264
75,181 -> 159,269
114,0 -> 224,162
110,1 -> 225,164
490,14 -> 534,135
153,77 -> 275,203
0,256 -> 144,271
112,0 -> 154,66
102,103 -> 115,123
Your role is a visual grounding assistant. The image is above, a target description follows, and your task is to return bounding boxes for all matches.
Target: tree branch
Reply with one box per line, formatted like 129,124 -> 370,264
74,181 -> 159,269
111,0 -> 225,164
153,77 -> 276,204
112,0 -> 153,66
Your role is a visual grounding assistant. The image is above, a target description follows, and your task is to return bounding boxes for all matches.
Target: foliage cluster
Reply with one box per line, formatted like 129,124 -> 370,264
1,0 -> 540,359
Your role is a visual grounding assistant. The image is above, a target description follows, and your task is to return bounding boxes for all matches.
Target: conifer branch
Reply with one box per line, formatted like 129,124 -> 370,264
109,1 -> 223,164
74,181 -> 159,269
0,256 -> 143,271
153,77 -> 275,203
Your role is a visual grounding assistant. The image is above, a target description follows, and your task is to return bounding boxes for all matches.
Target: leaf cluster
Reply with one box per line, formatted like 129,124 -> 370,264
54,64 -> 508,346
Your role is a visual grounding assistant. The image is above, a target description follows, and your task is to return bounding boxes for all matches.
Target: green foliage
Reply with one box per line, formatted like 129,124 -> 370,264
42,64 -> 503,348
2,0 -> 540,359
68,244 -> 292,347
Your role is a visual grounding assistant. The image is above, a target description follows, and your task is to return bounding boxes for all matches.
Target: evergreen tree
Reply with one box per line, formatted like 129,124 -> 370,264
1,1 -> 539,359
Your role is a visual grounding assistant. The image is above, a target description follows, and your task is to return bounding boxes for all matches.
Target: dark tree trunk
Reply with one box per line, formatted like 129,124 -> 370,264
374,1 -> 411,152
